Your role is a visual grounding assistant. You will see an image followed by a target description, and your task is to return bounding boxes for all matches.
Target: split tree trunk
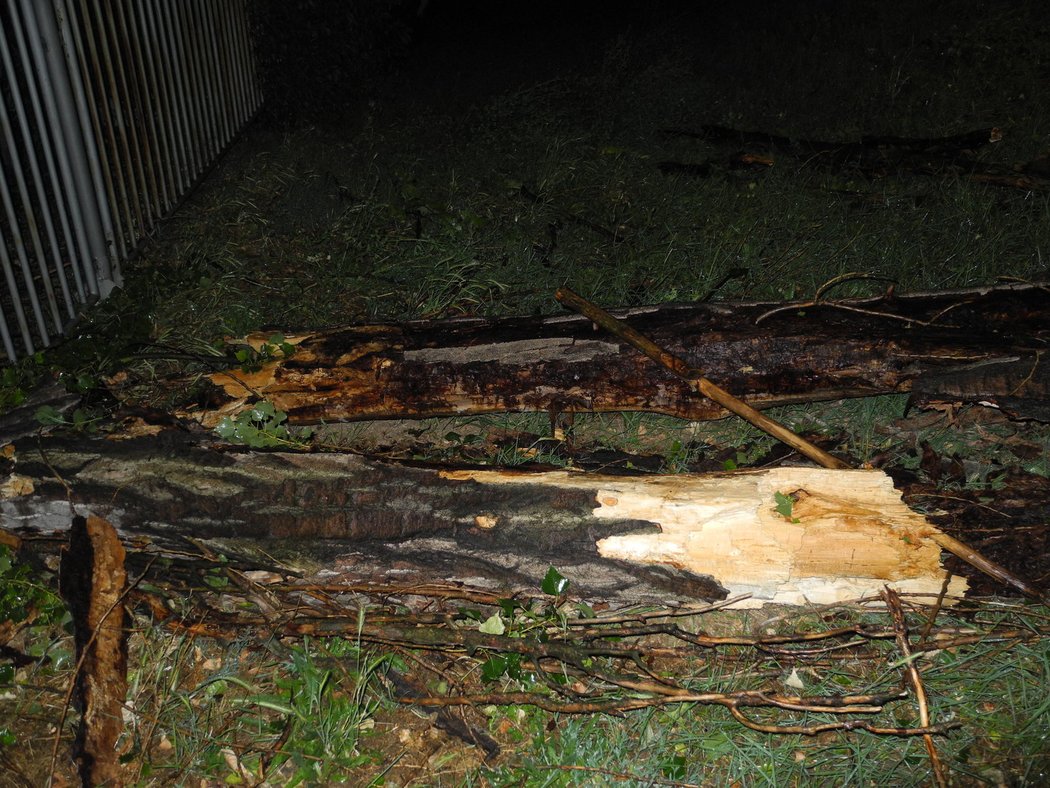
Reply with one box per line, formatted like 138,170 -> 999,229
3,436 -> 965,606
169,282 -> 1049,427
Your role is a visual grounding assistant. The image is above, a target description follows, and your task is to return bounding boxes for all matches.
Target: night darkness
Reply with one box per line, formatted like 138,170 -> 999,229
251,0 -> 1044,135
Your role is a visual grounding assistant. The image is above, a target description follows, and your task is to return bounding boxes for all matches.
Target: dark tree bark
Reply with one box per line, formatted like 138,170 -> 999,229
4,435 -> 969,606
170,282 -> 1049,427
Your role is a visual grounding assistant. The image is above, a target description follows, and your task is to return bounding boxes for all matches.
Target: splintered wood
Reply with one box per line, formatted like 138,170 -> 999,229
8,438 -> 966,607
59,514 -> 129,786
443,466 -> 967,607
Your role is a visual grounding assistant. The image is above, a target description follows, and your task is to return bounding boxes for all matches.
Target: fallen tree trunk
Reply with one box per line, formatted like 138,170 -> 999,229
660,125 -> 1050,193
2,435 -> 966,606
166,282 -> 1050,427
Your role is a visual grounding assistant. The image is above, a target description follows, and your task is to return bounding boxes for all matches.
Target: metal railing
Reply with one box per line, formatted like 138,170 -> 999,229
0,0 -> 262,362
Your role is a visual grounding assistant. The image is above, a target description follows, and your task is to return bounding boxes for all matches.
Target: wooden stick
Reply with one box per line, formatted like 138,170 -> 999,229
555,287 -> 1048,603
555,287 -> 851,469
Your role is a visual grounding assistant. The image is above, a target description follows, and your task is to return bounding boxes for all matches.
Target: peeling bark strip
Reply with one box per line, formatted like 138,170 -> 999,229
8,439 -> 964,606
176,282 -> 1050,427
59,515 -> 128,787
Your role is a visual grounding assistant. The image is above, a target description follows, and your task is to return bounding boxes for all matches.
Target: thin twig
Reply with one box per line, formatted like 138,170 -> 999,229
884,586 -> 950,788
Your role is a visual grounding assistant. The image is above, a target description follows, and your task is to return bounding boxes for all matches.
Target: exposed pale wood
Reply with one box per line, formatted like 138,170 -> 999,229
446,465 -> 966,606
3,437 -> 965,607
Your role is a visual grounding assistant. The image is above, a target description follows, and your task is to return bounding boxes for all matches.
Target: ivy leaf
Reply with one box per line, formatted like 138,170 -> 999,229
774,491 -> 800,523
34,405 -> 64,425
541,565 -> 569,596
479,613 -> 505,635
481,655 -> 508,681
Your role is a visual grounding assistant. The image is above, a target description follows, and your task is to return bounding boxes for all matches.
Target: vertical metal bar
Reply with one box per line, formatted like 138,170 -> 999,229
204,1 -> 232,149
102,0 -> 155,236
1,0 -> 264,361
0,9 -> 78,319
60,0 -> 124,261
149,0 -> 193,191
0,298 -> 19,362
76,0 -> 143,249
0,170 -> 51,346
46,0 -> 121,284
244,0 -> 262,109
130,0 -> 176,210
0,223 -> 36,355
218,1 -> 243,128
185,0 -> 219,165
22,0 -> 103,295
167,0 -> 205,180
8,1 -> 87,305
113,0 -> 162,225
233,0 -> 259,122
201,0 -> 226,155
0,75 -> 64,332
233,0 -> 257,121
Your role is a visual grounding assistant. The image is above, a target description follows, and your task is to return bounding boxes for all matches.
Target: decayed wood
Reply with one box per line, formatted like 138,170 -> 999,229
556,287 -> 1040,601
3,436 -> 965,607
555,286 -> 851,469
58,515 -> 128,787
169,282 -> 1050,428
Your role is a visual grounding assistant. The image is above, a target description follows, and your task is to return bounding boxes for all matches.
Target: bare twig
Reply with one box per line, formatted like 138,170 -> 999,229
884,586 -> 950,788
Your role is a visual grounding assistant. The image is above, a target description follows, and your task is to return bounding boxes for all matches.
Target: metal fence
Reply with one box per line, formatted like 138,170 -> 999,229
0,0 -> 262,362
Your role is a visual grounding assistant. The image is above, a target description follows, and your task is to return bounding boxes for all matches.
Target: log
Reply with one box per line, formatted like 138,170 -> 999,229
60,515 -> 128,787
1,436 -> 966,607
659,124 -> 1050,193
165,282 -> 1050,428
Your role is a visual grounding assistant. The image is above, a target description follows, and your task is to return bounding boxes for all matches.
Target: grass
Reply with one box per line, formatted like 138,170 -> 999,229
1,541 -> 1049,784
2,0 -> 1050,783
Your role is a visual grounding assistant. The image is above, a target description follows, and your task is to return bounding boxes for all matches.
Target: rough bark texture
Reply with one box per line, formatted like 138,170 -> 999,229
59,515 -> 128,787
172,282 -> 1050,427
5,436 -> 965,606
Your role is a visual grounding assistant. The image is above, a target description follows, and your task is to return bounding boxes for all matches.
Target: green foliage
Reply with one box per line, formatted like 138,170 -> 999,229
34,405 -> 99,433
478,567 -> 577,684
214,400 -> 312,449
233,334 -> 295,373
0,546 -> 66,632
0,547 -> 70,760
238,639 -> 386,784
540,565 -> 570,596
774,491 -> 800,523
0,352 -> 46,413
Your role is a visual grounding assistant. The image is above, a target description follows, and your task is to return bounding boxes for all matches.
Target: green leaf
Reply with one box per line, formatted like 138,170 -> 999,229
541,565 -> 569,596
774,491 -> 799,522
498,599 -> 519,618
203,572 -> 229,590
251,401 -> 276,419
35,405 -> 64,425
661,754 -> 687,780
215,417 -> 238,439
479,612 -> 505,635
481,655 -> 508,681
